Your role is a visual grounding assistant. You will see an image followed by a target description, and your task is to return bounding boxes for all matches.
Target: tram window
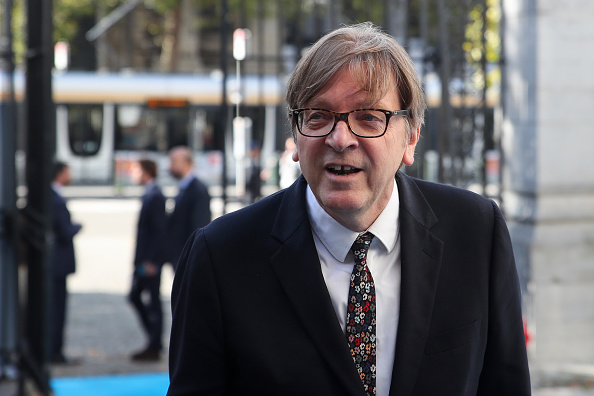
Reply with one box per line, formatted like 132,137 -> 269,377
115,105 -> 190,153
67,104 -> 103,156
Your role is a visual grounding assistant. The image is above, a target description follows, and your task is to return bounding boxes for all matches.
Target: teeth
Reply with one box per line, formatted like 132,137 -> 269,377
329,165 -> 354,171
327,165 -> 359,175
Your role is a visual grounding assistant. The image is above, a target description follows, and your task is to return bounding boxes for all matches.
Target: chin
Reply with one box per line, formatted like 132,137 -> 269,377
319,193 -> 366,215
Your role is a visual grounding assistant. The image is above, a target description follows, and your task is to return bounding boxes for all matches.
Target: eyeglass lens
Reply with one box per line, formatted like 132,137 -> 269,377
297,109 -> 387,137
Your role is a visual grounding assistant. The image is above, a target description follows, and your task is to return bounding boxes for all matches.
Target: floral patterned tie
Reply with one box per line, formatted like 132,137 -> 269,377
346,231 -> 376,395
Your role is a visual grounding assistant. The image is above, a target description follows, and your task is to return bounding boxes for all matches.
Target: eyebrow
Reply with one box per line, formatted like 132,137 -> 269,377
305,102 -> 391,111
307,98 -> 383,110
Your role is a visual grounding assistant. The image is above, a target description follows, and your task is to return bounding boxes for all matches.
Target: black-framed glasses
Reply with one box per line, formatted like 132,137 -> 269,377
289,108 -> 409,138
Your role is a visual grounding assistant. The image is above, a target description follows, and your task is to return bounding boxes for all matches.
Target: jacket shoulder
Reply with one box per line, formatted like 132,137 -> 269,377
204,189 -> 285,239
188,177 -> 210,194
147,185 -> 165,199
397,173 -> 500,234
404,174 -> 495,212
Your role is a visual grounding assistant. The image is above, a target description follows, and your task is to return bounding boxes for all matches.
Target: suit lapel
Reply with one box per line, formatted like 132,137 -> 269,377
389,173 -> 444,395
270,177 -> 366,396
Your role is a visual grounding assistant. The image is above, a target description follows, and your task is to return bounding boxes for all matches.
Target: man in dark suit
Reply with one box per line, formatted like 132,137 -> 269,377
167,23 -> 530,396
50,162 -> 82,364
166,146 -> 211,268
129,159 -> 167,361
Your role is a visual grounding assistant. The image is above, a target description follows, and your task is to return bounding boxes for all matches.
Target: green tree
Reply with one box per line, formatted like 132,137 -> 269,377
2,0 -> 26,66
54,0 -> 95,43
463,0 -> 501,90
7,0 -> 500,77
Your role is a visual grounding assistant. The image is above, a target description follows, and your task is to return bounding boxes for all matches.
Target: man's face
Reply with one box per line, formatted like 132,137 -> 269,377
292,69 -> 419,231
59,166 -> 72,186
169,152 -> 186,180
131,163 -> 144,185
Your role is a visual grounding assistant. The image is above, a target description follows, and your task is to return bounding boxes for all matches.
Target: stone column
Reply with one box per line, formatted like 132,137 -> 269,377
502,0 -> 594,367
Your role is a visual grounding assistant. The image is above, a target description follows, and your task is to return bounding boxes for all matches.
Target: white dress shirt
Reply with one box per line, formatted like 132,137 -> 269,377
306,182 -> 401,396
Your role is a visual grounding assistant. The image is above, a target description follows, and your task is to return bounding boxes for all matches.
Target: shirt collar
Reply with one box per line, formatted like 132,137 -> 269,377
144,180 -> 156,194
178,172 -> 195,190
306,179 -> 400,262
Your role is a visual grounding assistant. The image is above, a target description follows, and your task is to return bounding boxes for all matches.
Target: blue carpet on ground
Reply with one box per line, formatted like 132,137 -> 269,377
51,372 -> 169,396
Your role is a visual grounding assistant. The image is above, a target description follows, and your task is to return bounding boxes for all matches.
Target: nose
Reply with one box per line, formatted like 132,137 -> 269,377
325,118 -> 358,152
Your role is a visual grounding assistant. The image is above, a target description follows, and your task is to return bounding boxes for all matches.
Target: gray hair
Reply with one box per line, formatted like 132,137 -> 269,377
286,22 -> 426,139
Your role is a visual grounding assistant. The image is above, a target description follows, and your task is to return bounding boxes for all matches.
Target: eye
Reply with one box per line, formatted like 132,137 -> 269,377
353,110 -> 383,123
306,110 -> 332,121
301,110 -> 333,130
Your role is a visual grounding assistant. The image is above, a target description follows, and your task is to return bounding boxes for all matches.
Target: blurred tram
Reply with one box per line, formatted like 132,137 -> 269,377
2,70 -> 497,186
7,71 -> 285,185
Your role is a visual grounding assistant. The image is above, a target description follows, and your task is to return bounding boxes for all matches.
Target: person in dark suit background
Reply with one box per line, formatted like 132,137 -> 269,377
166,146 -> 211,269
129,159 -> 167,361
50,162 -> 82,364
167,23 -> 530,396
246,143 -> 263,204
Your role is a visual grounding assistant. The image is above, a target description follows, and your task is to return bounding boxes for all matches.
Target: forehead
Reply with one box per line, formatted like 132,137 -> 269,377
307,67 -> 401,109
171,150 -> 185,160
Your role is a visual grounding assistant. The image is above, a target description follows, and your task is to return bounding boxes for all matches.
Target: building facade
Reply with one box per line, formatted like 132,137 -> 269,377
502,0 -> 594,367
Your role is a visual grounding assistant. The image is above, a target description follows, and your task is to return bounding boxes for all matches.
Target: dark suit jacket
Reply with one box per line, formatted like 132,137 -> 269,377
51,189 -> 82,279
166,177 -> 211,266
168,173 -> 531,395
134,184 -> 167,268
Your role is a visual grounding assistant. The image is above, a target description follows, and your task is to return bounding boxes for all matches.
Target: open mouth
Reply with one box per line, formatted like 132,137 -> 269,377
326,165 -> 361,176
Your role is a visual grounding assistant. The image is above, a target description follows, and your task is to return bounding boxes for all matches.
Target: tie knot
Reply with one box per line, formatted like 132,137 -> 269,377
350,231 -> 374,265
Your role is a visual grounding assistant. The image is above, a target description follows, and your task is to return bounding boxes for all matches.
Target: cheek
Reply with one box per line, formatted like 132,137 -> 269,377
371,138 -> 403,168
293,138 -> 318,164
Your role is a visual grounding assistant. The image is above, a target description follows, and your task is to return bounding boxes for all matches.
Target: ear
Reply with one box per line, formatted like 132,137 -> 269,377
291,138 -> 300,162
402,124 -> 421,166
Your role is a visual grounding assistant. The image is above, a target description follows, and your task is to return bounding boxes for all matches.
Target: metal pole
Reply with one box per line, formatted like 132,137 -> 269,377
85,0 -> 143,42
258,0 -> 264,106
420,0 -> 428,48
21,0 -> 55,393
497,0 -> 506,207
417,0 -> 429,181
325,0 -> 334,31
384,0 -> 408,44
294,0 -> 303,58
436,0 -> 452,184
480,0 -> 489,195
236,60 -> 241,119
220,0 -> 229,212
0,0 -> 19,378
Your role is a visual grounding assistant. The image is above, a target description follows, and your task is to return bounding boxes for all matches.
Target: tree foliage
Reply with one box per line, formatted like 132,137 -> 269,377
4,0 -> 501,80
463,0 -> 501,90
53,0 -> 95,43
2,0 -> 26,65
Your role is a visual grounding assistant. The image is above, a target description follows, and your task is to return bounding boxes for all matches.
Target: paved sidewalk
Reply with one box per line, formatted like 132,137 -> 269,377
531,364 -> 594,395
50,292 -> 171,379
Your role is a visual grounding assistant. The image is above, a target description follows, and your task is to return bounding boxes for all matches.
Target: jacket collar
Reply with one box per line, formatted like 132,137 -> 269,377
389,172 -> 443,395
270,176 -> 367,396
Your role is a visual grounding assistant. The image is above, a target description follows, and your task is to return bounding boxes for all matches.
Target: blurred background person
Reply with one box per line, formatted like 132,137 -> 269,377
129,159 -> 167,361
278,137 -> 301,189
165,146 -> 211,269
247,142 -> 264,204
50,162 -> 82,364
